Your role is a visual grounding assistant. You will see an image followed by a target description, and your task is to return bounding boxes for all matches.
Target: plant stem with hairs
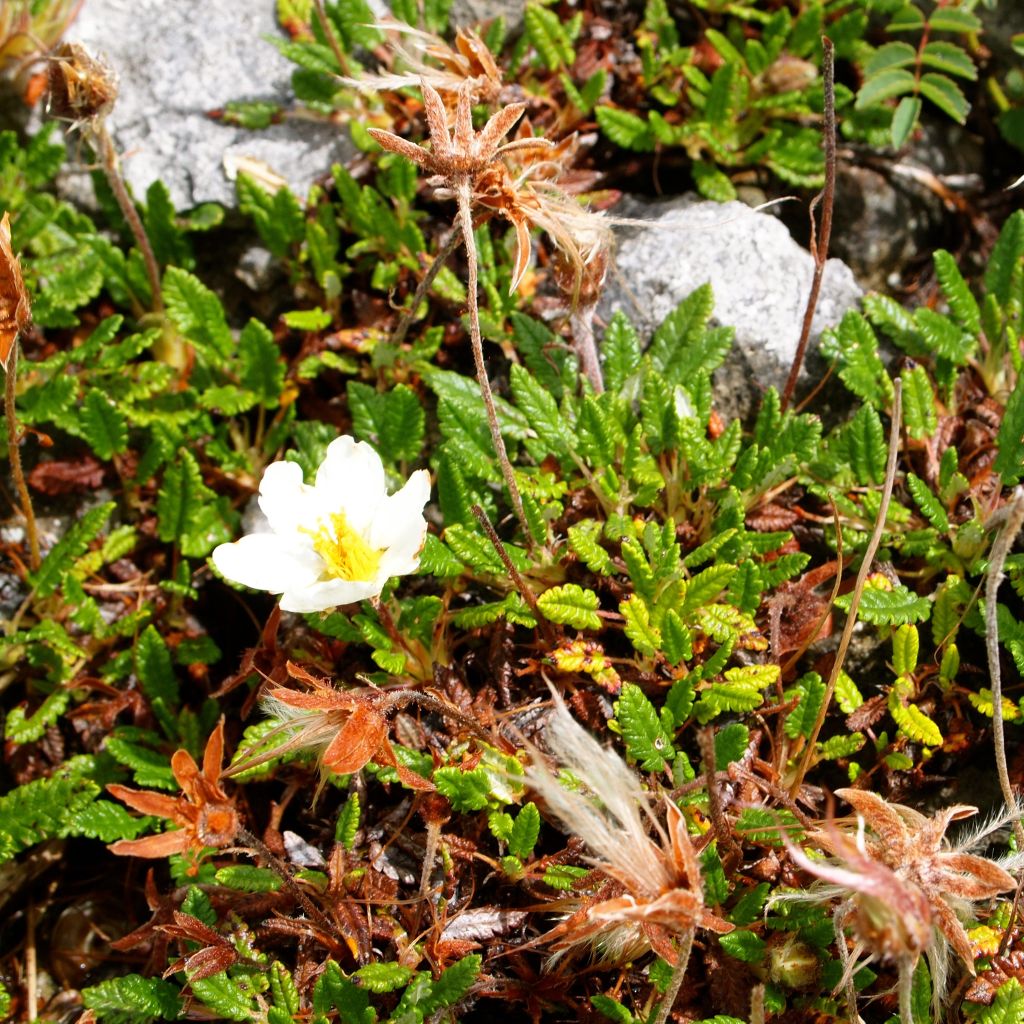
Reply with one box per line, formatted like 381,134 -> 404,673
985,486 -> 1024,847
92,121 -> 163,314
781,36 -> 835,413
651,928 -> 695,1024
4,343 -> 39,570
457,182 -> 531,543
790,377 -> 902,798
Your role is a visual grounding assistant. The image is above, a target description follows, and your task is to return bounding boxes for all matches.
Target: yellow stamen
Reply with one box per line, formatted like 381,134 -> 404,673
306,512 -> 382,582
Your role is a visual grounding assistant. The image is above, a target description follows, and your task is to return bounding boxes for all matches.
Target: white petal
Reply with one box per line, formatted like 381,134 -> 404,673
369,469 -> 431,551
279,576 -> 382,613
212,534 -> 323,594
315,436 -> 386,531
258,460 -> 318,534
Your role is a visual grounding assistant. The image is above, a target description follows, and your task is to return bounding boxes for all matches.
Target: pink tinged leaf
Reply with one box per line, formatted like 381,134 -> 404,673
183,945 -> 240,981
835,788 -> 912,847
935,853 -> 1016,896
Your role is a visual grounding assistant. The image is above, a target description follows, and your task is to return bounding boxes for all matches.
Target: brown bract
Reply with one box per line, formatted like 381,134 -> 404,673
106,717 -> 238,872
0,210 -> 30,370
230,661 -> 433,791
46,41 -> 117,125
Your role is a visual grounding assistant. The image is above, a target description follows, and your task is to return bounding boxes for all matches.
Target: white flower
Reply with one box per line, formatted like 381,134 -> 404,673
212,436 -> 430,613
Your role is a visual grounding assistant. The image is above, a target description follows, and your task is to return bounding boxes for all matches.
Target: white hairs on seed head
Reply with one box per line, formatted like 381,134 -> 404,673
525,689 -> 670,896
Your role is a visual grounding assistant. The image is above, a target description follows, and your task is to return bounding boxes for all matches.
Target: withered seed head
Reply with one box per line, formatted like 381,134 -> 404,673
46,42 -> 117,125
0,210 -> 30,370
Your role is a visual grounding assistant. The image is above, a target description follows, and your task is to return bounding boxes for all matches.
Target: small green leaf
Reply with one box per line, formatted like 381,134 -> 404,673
214,865 -> 283,892
614,683 -> 675,771
890,95 -> 922,148
509,802 -> 541,859
892,623 -> 919,676
596,106 -> 655,151
336,793 -> 361,849
918,72 -> 969,124
856,68 -> 916,108
620,594 -> 661,657
537,584 -> 602,631
82,975 -> 183,1024
355,962 -> 412,993
82,388 -> 128,459
719,930 -> 766,963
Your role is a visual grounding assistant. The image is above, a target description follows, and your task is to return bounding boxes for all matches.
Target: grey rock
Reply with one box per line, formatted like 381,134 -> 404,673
448,0 -> 525,33
598,195 -> 863,422
64,0 -> 354,210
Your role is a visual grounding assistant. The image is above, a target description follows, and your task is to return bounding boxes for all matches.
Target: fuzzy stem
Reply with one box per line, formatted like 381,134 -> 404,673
570,302 -> 603,394
985,486 -> 1024,847
471,503 -> 553,642
897,960 -> 914,1024
93,119 -> 163,313
650,928 -> 695,1024
790,377 -> 902,798
781,36 -> 835,413
456,180 -> 531,545
4,343 -> 40,570
390,228 -> 461,350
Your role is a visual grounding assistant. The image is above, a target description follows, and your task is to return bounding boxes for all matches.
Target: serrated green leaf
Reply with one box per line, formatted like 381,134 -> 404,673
82,975 -> 183,1024
892,623 -> 919,676
784,673 -> 826,739
856,68 -> 916,108
568,521 -> 613,575
163,266 -> 233,360
537,584 -> 602,631
986,211 -> 1024,308
596,106 -> 655,151
524,2 -> 574,69
238,318 -> 285,406
614,683 -> 674,771
620,594 -> 662,657
81,388 -> 128,459
135,625 -> 180,709
996,374 -> 1024,485
30,502 -> 114,598
933,249 -> 980,334
902,365 -> 937,441
847,403 -> 887,485
509,802 -> 541,859
511,363 -> 568,453
214,865 -> 283,892
918,72 -> 969,124
433,767 -> 492,811
719,930 -> 766,963
906,472 -> 949,533
603,310 -> 642,393
336,793 -> 360,849
836,581 -> 931,625
355,962 -> 412,993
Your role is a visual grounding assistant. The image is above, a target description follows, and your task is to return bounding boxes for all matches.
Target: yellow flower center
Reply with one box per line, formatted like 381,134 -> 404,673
307,512 -> 382,582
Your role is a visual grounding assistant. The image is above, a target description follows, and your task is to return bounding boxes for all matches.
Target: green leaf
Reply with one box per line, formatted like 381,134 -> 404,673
30,502 -> 114,598
693,160 -> 737,202
918,72 -> 969,124
902,364 -> 937,441
890,95 -> 922,148
864,41 -> 917,76
614,683 -> 675,771
906,472 -> 949,533
985,210 -> 1024,307
347,382 -> 424,463
537,584 -> 602,631
421,953 -> 482,1013
568,521 -> 613,575
355,962 -> 412,993
336,793 -> 360,849
6,689 -> 70,744
509,802 -> 541,859
649,284 -> 731,385
596,106 -> 655,151
714,722 -> 750,766
82,388 -> 129,459
965,979 -> 1024,1024
933,249 -> 980,333
188,971 -> 256,1021
620,594 -> 662,657
927,7 -> 981,33
996,373 -> 1024,484
236,173 -> 304,258
784,673 -> 826,739
819,311 -> 893,409
135,625 -> 180,709
433,767 -> 492,811
920,41 -> 977,80
719,930 -> 766,963
892,623 -> 919,676
163,266 -> 233,360
847,403 -> 887,485
313,962 -> 373,1023
735,807 -> 803,847
524,2 -> 574,69
591,993 -> 636,1024
856,68 -> 916,108
214,865 -> 283,892
511,364 -> 568,453
82,975 -> 183,1024
602,311 -> 642,393
835,581 -> 931,625
238,318 -> 285,406
157,451 -> 209,545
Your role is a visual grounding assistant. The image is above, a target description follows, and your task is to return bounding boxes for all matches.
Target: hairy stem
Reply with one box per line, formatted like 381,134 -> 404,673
781,36 -> 835,413
93,119 -> 163,313
650,928 -> 695,1024
456,180 -> 531,544
897,960 -> 914,1024
570,302 -> 603,394
390,228 -> 461,350
985,486 -> 1024,847
790,377 -> 902,798
4,343 -> 40,571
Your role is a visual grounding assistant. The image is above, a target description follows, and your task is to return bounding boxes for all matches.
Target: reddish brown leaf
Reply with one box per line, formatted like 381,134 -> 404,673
321,704 -> 389,774
28,456 -> 104,495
